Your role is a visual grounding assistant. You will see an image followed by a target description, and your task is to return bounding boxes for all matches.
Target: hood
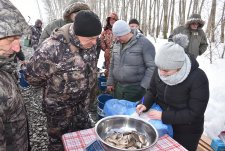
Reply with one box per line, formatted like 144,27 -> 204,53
51,23 -> 73,44
185,14 -> 205,29
0,0 -> 31,39
104,12 -> 118,30
63,2 -> 90,21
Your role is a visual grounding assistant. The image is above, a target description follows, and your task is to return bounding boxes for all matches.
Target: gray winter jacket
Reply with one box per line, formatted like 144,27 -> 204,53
107,31 -> 155,89
170,26 -> 208,59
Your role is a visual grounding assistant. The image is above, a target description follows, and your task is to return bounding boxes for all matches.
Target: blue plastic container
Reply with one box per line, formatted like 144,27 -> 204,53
97,94 -> 113,119
98,76 -> 107,91
18,70 -> 30,89
211,138 -> 225,151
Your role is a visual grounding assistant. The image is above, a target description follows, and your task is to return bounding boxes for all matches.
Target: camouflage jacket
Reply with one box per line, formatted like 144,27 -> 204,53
30,25 -> 42,49
100,29 -> 114,52
25,23 -> 98,110
0,56 -> 28,151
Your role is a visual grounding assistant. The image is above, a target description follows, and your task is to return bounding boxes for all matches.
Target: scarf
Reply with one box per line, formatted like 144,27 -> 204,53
158,54 -> 191,86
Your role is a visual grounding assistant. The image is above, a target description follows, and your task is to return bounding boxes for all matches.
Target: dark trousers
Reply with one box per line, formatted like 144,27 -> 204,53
173,132 -> 202,151
114,83 -> 146,102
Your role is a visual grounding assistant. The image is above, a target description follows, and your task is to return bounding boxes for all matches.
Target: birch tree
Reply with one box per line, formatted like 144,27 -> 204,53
163,0 -> 168,39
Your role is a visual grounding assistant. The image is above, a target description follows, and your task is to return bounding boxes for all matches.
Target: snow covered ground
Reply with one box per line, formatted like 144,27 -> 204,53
98,37 -> 225,139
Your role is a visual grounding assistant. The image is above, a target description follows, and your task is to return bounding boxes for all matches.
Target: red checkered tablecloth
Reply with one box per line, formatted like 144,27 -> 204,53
62,128 -> 187,151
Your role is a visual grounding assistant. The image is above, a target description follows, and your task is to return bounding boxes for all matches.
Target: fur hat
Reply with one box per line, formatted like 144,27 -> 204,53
155,34 -> 189,70
112,20 -> 131,37
0,0 -> 30,39
63,2 -> 90,21
185,13 -> 205,28
73,10 -> 102,37
129,18 -> 140,25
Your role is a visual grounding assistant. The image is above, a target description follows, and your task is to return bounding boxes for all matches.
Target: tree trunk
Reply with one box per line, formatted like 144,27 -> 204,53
156,0 -> 161,38
130,0 -> 134,19
198,0 -> 205,14
187,0 -> 193,19
167,0 -> 172,29
170,0 -> 175,33
192,0 -> 198,14
221,2 -> 225,43
148,0 -> 153,35
163,0 -> 168,39
210,0 -> 217,42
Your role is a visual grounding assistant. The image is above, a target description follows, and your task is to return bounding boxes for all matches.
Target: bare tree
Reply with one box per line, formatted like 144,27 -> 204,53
130,0 -> 134,18
163,0 -> 168,39
187,0 -> 193,19
170,0 -> 175,33
221,2 -> 225,43
42,0 -> 72,22
151,0 -> 156,35
179,0 -> 186,25
156,0 -> 161,38
192,0 -> 198,14
206,0 -> 217,42
198,0 -> 205,14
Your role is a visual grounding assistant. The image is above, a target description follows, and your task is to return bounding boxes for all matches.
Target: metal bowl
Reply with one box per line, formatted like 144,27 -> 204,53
95,115 -> 159,151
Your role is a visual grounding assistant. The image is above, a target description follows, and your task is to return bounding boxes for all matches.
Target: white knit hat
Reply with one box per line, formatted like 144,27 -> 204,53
155,34 -> 189,70
112,20 -> 131,37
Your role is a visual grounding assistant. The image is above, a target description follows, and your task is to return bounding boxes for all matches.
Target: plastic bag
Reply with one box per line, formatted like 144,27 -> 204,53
103,99 -> 137,116
103,99 -> 173,137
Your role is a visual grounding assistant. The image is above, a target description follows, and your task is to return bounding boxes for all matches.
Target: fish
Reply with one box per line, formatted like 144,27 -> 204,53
104,131 -> 148,150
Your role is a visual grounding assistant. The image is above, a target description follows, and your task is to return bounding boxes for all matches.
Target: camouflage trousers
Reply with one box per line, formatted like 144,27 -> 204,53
43,101 -> 92,151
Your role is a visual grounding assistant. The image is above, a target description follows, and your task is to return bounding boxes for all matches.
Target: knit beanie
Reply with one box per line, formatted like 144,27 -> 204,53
155,34 -> 189,70
112,20 -> 131,37
129,18 -> 140,25
0,0 -> 30,39
73,10 -> 102,37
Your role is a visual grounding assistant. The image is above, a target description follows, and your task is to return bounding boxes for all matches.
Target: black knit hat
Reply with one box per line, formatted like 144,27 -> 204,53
129,18 -> 140,25
73,10 -> 102,37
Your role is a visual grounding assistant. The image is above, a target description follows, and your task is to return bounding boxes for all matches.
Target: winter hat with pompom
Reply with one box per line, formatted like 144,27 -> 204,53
155,34 -> 189,70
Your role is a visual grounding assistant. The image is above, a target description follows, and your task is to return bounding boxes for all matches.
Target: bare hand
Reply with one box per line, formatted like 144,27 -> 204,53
107,85 -> 114,92
136,104 -> 147,115
148,110 -> 162,120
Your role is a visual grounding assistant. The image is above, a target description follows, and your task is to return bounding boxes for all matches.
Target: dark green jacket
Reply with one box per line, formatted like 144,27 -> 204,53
170,26 -> 208,58
38,19 -> 70,44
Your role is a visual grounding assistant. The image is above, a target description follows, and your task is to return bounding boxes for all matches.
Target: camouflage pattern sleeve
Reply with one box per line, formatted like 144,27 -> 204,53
0,73 -> 28,151
100,31 -> 107,51
25,40 -> 58,86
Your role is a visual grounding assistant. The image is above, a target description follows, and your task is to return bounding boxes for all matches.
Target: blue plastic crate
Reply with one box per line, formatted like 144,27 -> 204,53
211,138 -> 225,151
